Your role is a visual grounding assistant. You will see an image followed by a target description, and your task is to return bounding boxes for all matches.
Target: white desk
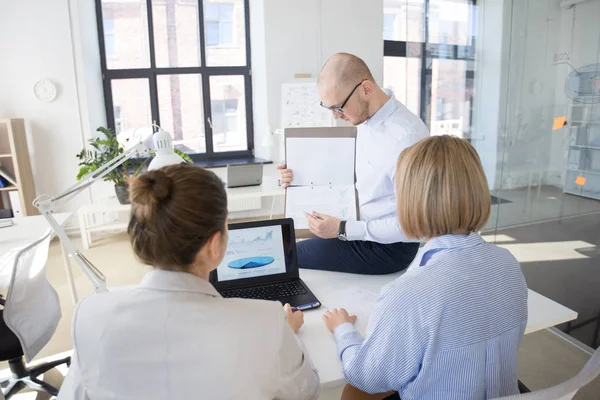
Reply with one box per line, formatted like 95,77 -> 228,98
78,165 -> 285,249
0,213 -> 77,305
0,268 -> 578,393
297,269 -> 579,389
225,175 -> 283,200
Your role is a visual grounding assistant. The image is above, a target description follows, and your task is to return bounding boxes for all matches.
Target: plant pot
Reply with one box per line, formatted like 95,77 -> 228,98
115,184 -> 130,205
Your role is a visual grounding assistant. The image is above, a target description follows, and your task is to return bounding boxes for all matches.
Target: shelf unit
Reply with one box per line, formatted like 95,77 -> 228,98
564,103 -> 600,200
0,119 -> 38,216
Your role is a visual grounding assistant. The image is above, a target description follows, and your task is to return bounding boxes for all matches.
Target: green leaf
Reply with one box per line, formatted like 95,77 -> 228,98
76,167 -> 90,180
75,126 -> 128,184
174,149 -> 193,163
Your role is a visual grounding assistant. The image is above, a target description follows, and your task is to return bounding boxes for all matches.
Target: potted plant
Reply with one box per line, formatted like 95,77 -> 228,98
76,126 -> 192,205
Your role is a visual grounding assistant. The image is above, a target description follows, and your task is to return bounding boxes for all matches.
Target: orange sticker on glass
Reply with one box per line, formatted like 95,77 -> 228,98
576,176 -> 586,186
553,116 -> 567,130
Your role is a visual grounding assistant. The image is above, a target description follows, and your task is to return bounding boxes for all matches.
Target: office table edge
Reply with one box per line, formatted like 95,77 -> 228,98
299,273 -> 579,388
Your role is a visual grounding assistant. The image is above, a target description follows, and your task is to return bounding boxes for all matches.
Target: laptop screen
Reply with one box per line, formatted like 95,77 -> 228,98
210,219 -> 299,289
216,225 -> 287,282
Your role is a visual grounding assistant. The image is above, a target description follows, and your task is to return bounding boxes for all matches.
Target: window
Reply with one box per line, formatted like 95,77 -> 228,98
383,0 -> 476,140
103,18 -> 115,58
383,13 -> 396,41
205,3 -> 234,47
114,105 -> 122,133
429,0 -> 472,46
436,98 -> 444,120
212,99 -> 239,144
96,0 -> 253,161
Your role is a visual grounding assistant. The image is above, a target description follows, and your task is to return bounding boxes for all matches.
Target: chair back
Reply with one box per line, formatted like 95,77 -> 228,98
492,346 -> 600,399
1,231 -> 61,362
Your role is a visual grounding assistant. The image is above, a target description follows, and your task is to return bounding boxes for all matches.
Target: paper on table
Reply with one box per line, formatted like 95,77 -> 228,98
286,185 -> 357,230
286,137 -> 355,186
325,288 -> 379,334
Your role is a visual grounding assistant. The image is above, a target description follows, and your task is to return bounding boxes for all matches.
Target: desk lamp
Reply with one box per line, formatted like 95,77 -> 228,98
33,126 -> 185,294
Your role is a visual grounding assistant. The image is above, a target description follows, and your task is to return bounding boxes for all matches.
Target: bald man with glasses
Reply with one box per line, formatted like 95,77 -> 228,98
279,53 -> 429,275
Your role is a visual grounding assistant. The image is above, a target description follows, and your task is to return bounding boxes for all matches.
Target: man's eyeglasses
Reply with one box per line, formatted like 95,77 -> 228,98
320,80 -> 367,114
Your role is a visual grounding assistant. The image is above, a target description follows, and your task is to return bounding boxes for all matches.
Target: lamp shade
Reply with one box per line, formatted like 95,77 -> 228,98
148,128 -> 185,170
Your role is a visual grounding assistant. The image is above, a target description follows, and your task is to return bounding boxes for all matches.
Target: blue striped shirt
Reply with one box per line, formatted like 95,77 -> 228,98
333,233 -> 528,399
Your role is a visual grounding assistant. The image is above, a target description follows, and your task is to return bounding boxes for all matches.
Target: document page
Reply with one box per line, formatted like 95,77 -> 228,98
286,137 -> 355,186
285,185 -> 357,230
326,288 -> 380,334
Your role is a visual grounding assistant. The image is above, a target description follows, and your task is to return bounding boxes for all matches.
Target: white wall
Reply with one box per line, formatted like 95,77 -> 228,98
69,0 -> 113,203
0,0 -> 95,216
253,0 -> 384,164
319,1 -> 384,84
250,0 -> 384,217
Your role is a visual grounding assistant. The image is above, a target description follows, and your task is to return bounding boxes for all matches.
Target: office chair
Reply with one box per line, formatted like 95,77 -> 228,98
0,231 -> 71,399
492,345 -> 600,399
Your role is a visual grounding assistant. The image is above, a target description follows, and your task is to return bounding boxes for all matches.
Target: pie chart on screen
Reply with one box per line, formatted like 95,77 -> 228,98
228,256 -> 275,269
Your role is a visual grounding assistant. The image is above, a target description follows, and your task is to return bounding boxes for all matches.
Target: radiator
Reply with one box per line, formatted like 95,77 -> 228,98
228,196 -> 263,212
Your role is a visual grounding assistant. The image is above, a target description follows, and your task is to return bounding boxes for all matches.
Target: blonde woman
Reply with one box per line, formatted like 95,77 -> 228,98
322,135 -> 528,400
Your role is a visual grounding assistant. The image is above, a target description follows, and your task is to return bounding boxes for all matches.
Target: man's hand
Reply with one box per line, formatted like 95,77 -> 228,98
322,308 -> 357,333
284,303 -> 304,333
305,212 -> 341,239
277,164 -> 294,188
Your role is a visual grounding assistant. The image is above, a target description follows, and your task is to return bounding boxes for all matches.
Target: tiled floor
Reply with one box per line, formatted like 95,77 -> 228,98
495,214 -> 600,348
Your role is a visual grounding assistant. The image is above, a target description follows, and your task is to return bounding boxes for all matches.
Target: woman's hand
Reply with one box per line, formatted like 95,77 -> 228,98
322,308 -> 357,333
284,303 -> 304,333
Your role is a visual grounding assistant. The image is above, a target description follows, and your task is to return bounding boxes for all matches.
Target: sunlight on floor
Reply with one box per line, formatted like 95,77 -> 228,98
481,234 -> 596,263
498,241 -> 595,263
481,234 -> 517,243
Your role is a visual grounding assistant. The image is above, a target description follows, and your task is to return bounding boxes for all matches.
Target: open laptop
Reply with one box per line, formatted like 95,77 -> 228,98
210,218 -> 321,310
225,163 -> 263,188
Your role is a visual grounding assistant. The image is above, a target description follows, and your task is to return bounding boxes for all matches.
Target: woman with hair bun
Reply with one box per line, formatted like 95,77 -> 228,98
58,164 -> 319,400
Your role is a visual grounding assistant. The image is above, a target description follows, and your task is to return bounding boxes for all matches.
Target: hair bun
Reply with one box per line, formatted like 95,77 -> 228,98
129,169 -> 173,207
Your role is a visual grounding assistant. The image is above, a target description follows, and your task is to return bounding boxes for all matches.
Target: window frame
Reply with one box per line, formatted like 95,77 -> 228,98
95,0 -> 254,163
383,0 -> 476,130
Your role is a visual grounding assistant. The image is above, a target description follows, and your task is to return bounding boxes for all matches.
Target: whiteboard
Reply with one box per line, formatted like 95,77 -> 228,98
281,82 -> 333,128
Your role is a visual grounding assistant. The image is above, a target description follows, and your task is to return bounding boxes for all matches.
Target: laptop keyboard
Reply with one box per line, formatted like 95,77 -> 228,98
221,281 -> 307,301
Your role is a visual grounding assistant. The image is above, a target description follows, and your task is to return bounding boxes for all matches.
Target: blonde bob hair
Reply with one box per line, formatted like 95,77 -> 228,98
395,135 -> 491,239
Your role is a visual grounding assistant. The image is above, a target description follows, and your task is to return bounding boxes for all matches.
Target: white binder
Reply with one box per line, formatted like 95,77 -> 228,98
284,127 -> 359,237
8,190 -> 23,218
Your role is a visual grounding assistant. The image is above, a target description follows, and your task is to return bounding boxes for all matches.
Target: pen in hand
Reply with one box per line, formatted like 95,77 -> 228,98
304,211 -> 323,220
292,302 -> 321,311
